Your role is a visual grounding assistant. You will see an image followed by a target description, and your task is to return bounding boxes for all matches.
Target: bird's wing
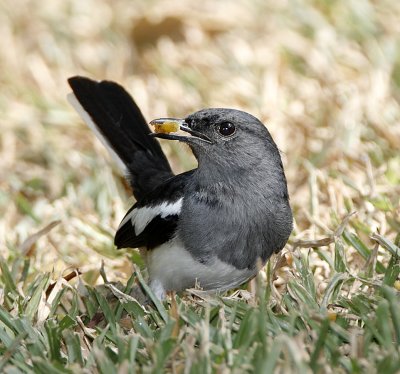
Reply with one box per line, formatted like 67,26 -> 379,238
115,171 -> 194,249
67,76 -> 174,200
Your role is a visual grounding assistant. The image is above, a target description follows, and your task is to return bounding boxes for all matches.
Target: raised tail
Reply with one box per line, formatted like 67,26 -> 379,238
67,76 -> 174,200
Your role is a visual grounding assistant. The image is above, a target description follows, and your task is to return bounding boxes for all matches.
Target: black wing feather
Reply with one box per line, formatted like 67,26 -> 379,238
114,170 -> 194,250
115,214 -> 179,250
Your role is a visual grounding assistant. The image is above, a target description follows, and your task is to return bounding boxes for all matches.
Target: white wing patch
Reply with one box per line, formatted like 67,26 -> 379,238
119,198 -> 183,236
67,92 -> 129,175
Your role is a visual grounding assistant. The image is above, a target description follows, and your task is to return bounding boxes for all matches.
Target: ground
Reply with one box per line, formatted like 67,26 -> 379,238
0,0 -> 399,372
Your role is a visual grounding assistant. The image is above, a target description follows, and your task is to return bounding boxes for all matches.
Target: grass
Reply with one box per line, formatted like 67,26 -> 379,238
1,0 -> 400,372
1,233 -> 399,372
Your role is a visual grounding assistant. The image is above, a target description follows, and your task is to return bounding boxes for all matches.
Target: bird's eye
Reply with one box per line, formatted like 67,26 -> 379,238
218,122 -> 236,136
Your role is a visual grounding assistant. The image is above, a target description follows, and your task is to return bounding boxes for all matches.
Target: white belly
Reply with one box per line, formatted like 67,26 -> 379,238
146,238 -> 255,299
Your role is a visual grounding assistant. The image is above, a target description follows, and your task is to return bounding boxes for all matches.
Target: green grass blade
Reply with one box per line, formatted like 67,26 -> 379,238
135,270 -> 168,323
380,286 -> 400,345
25,273 -> 51,322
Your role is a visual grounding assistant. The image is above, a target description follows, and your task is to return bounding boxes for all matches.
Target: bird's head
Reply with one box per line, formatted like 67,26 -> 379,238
150,108 -> 283,172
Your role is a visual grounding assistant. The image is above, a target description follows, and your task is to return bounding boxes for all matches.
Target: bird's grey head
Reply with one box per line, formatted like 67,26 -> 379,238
151,108 -> 283,173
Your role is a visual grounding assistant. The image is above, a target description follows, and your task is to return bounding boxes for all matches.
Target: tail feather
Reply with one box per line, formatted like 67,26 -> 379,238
67,76 -> 174,200
67,92 -> 129,175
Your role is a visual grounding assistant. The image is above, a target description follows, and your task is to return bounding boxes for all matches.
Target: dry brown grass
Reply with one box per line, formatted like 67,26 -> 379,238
1,0 -> 399,283
0,1 -> 399,371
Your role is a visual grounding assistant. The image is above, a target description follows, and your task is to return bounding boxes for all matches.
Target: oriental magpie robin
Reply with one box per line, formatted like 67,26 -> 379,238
67,76 -> 293,299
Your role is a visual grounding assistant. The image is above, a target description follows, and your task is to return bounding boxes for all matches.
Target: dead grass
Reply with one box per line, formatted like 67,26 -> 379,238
0,0 -> 399,372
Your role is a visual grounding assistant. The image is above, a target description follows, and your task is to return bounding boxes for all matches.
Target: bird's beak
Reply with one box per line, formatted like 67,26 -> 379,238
149,118 -> 212,143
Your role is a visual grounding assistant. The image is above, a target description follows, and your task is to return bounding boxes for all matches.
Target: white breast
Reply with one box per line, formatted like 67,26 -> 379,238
146,237 -> 255,299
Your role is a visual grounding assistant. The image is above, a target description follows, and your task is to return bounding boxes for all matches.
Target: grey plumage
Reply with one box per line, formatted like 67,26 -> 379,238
172,109 -> 292,269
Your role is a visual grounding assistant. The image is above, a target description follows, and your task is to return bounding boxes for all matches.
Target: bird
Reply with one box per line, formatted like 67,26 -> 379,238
67,76 -> 293,300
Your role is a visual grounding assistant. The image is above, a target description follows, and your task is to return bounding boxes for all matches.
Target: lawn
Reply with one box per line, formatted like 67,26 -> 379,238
0,0 -> 399,372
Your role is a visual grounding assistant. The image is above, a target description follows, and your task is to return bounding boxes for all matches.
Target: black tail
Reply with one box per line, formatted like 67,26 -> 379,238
68,76 -> 173,200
